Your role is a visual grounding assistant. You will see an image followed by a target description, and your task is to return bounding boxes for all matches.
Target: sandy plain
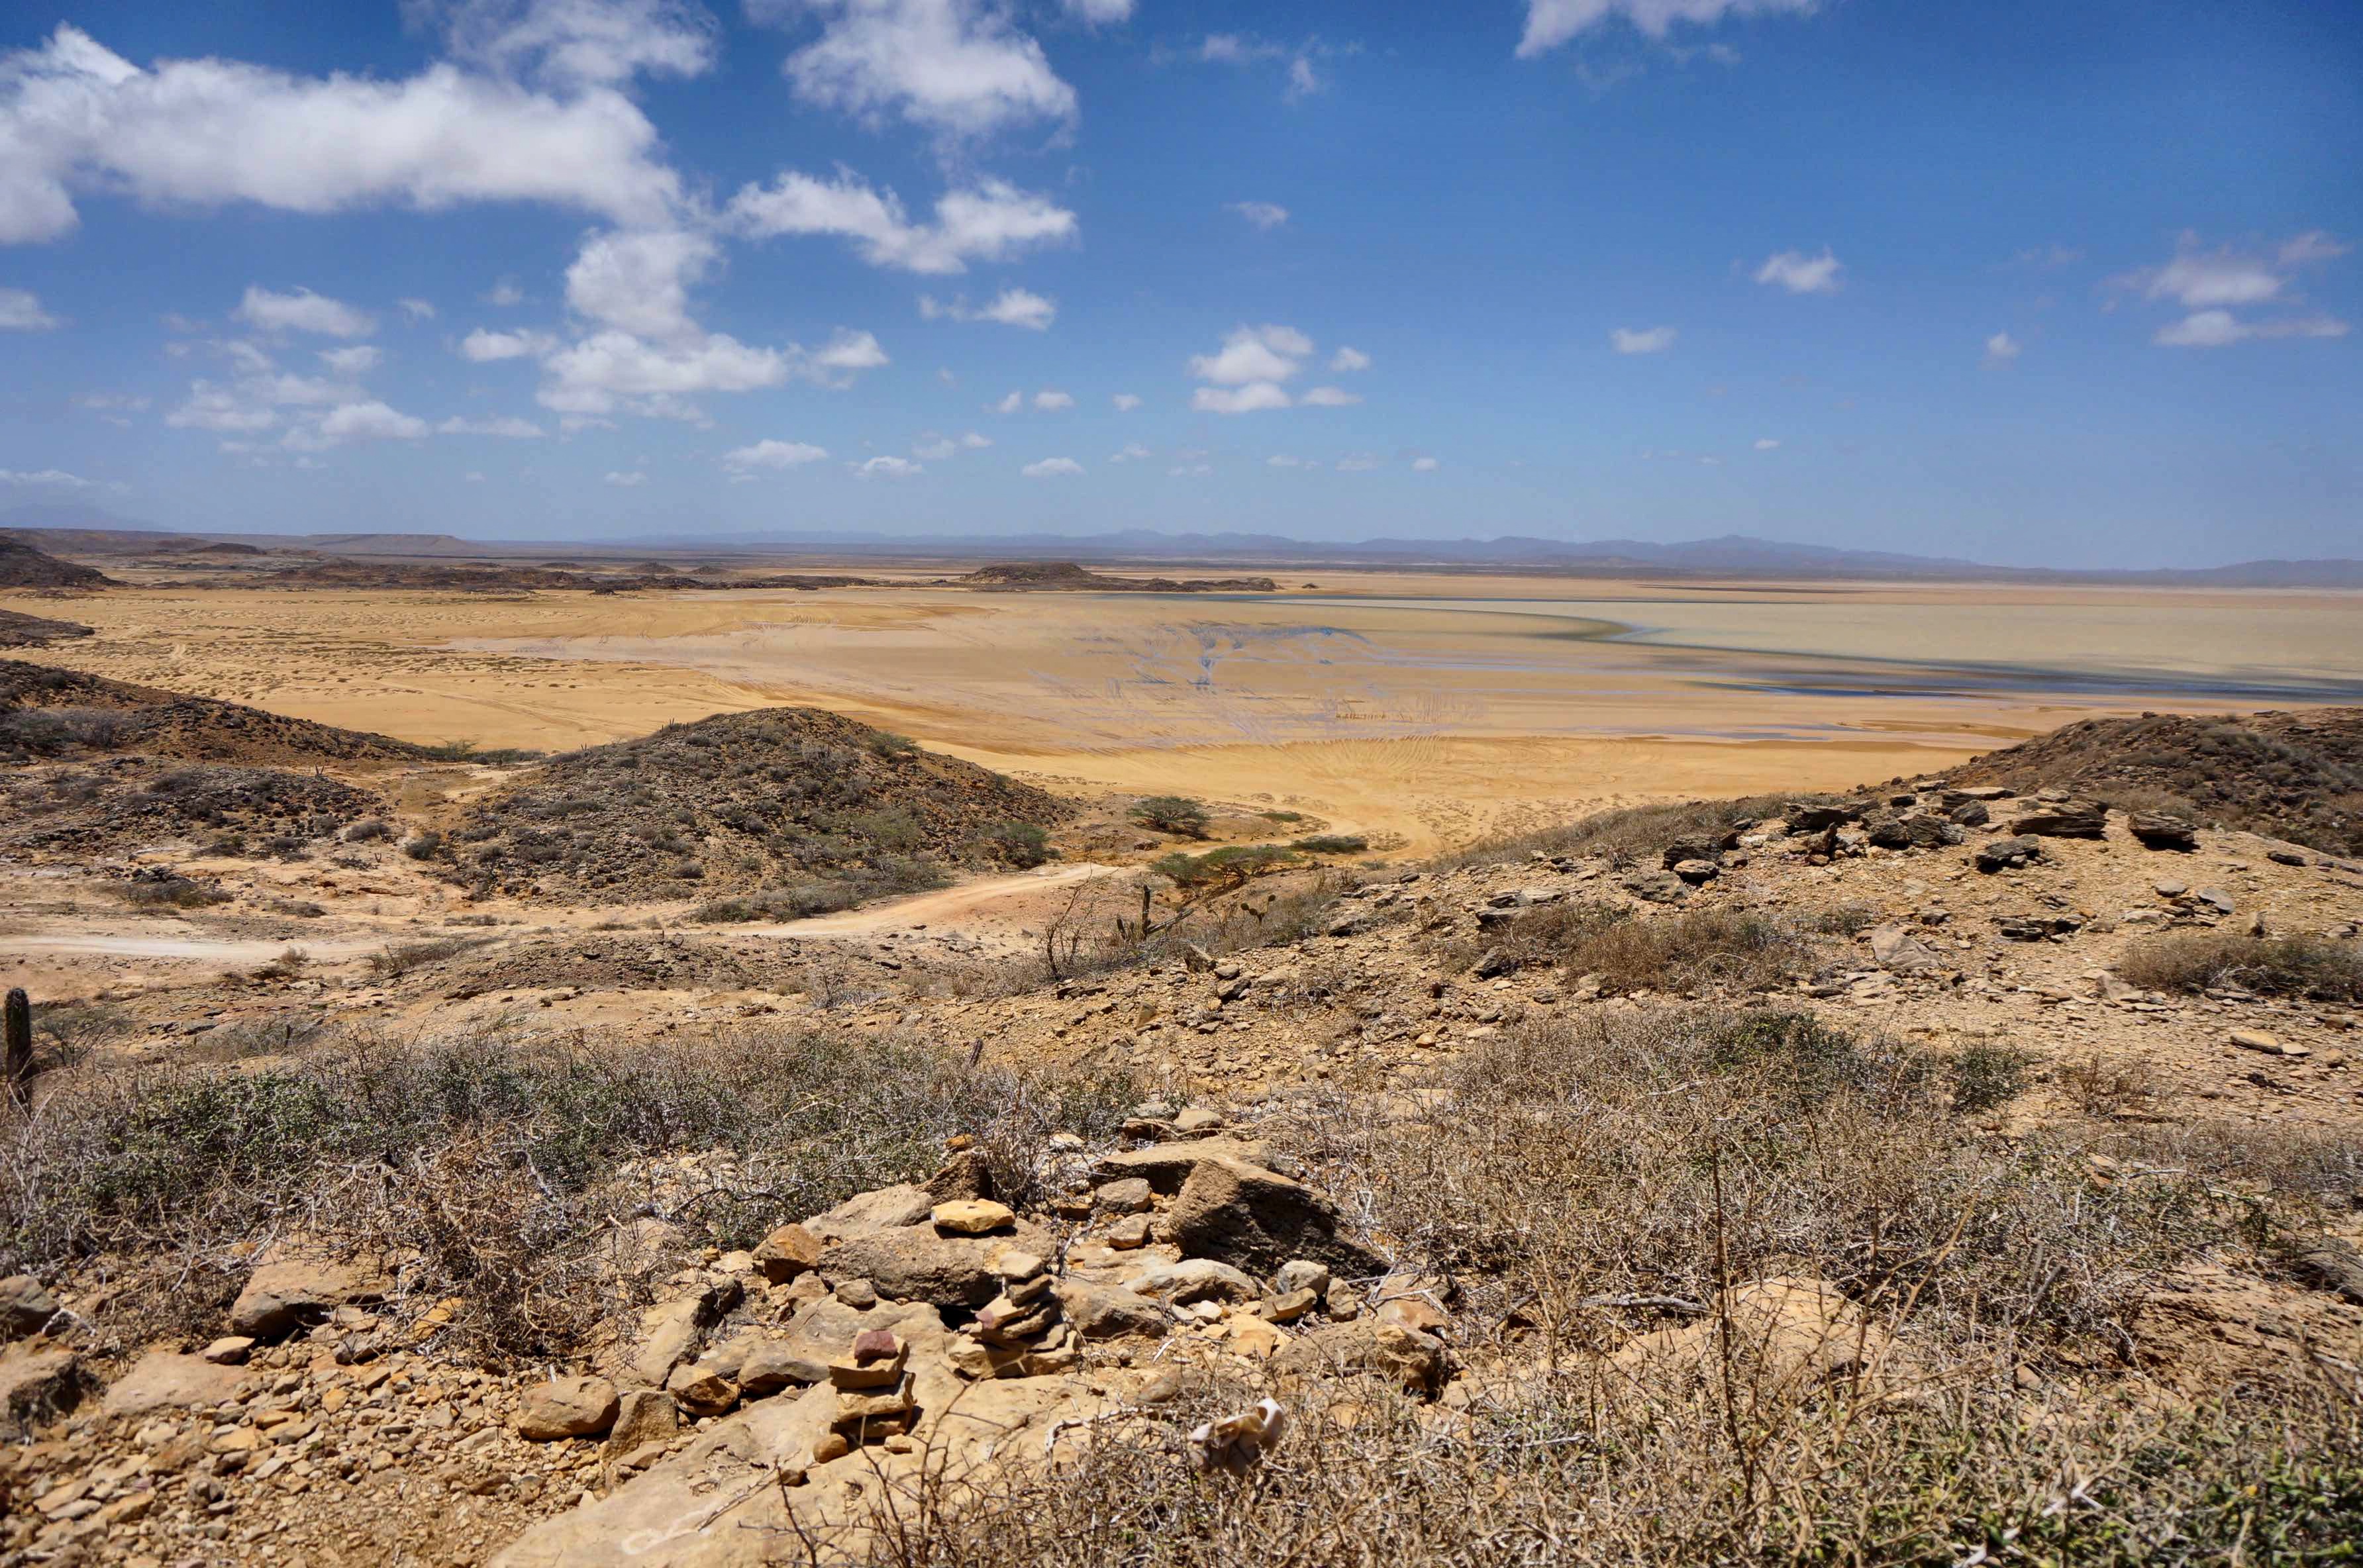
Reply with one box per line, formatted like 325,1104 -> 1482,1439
15,571 -> 2363,852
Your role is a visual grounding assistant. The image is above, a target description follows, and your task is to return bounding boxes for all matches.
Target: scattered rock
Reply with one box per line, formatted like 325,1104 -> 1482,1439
516,1375 -> 619,1440
602,1387 -> 678,1465
2010,805 -> 2107,839
1168,1156 -> 1383,1275
1867,923 -> 1942,975
753,1223 -> 824,1284
1275,1321 -> 1449,1398
228,1247 -> 392,1340
2129,814 -> 2199,851
1095,1177 -> 1154,1213
930,1199 -> 1015,1236
0,1276 -> 58,1340
2229,1029 -> 2309,1058
1974,836 -> 2043,873
101,1352 -> 242,1418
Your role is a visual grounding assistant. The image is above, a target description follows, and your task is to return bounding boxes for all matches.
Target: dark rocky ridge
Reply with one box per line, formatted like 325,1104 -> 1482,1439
0,659 -> 426,765
951,561 -> 1278,593
0,609 -> 93,648
0,534 -> 115,589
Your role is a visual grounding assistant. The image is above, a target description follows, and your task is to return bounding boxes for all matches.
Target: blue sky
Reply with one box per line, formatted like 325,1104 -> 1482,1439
0,0 -> 2356,566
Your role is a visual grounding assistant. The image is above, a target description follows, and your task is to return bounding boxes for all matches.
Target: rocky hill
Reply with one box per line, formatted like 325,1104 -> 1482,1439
0,608 -> 93,648
0,658 -> 425,765
956,561 -> 1279,593
0,533 -> 115,588
444,707 -> 1073,903
252,560 -> 875,593
1939,707 -> 2363,856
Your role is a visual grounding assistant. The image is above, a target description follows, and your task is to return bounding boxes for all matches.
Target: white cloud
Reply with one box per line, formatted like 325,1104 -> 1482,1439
603,468 -> 646,485
919,285 -> 1055,329
855,454 -> 921,478
1032,389 -> 1074,410
465,470 -> 487,481
961,430 -> 991,448
911,434 -> 956,460
1335,454 -> 1379,471
1021,456 -> 1082,477
484,280 -> 527,307
811,328 -> 889,371
235,285 -> 376,338
460,326 -> 559,361
0,286 -> 58,329
1109,442 -> 1150,463
438,415 -> 546,436
1753,249 -> 1842,295
1984,330 -> 2021,364
1062,0 -> 1134,21
319,344 -> 382,375
429,0 -> 720,89
1192,383 -> 1291,415
1609,325 -> 1676,354
2154,310 -> 2348,349
317,400 -> 428,442
993,390 -> 1023,414
1752,437 -> 1780,450
0,24 -> 683,246
397,297 -> 436,320
1300,385 -> 1361,407
1285,56 -> 1322,99
165,338 -> 366,437
565,227 -> 714,340
725,437 -> 829,469
1266,454 -> 1306,468
539,330 -> 795,418
1517,0 -> 1817,57
2111,232 -> 2350,348
1189,323 -> 1313,385
1229,201 -> 1289,230
1411,456 -> 1438,471
0,467 -> 96,487
764,0 -> 1078,140
1329,345 -> 1370,371
725,170 -> 1076,275
1111,393 -> 1140,411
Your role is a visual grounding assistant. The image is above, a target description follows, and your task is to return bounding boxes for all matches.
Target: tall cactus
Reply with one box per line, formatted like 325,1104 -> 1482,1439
3,988 -> 28,1110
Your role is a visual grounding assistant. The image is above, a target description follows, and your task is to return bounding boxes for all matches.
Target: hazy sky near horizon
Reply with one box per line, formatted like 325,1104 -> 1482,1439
1,1 -> 2356,566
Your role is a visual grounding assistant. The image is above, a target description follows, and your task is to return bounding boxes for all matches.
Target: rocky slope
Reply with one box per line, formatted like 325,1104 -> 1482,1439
0,536 -> 115,589
0,609 -> 93,649
0,660 -> 425,767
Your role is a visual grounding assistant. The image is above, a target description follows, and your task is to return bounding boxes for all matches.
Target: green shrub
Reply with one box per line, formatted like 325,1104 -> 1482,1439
980,821 -> 1053,868
1131,795 -> 1211,838
1150,844 -> 1298,895
1291,834 -> 1368,855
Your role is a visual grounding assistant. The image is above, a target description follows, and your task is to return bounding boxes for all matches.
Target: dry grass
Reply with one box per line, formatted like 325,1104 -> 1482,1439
1440,901 -> 1819,993
2117,932 -> 2363,1003
1433,792 -> 1813,873
0,1022 -> 1134,1358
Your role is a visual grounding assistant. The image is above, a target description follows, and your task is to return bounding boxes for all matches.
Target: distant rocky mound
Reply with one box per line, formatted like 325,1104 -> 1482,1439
0,659 -> 426,766
955,561 -> 1278,593
0,608 -> 93,648
1940,709 -> 2363,857
447,707 -> 1073,902
254,560 -> 876,593
183,541 -> 266,556
1,758 -> 385,859
0,534 -> 116,589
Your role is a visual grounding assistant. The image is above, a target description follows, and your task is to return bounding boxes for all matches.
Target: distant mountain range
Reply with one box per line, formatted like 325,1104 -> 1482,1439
7,503 -> 2362,587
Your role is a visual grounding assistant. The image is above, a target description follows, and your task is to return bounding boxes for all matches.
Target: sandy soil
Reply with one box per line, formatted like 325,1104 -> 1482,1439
11,573 -> 2360,852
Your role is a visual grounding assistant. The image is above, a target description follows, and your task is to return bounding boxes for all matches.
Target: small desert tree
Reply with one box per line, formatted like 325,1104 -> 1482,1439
1130,795 -> 1210,838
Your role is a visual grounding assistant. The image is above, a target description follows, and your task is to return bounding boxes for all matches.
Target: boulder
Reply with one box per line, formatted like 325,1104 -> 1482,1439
929,1199 -> 1015,1236
923,1149 -> 996,1203
1670,859 -> 1719,885
799,1185 -> 936,1245
101,1351 -> 243,1418
228,1247 -> 392,1340
1121,1257 -> 1262,1306
0,1342 -> 83,1431
1947,800 -> 1990,828
1274,1320 -> 1448,1398
2129,813 -> 2198,851
1866,923 -> 1942,975
817,1219 -> 1052,1309
1168,1156 -> 1384,1275
517,1375 -> 619,1440
1974,836 -> 2043,873
666,1361 -> 740,1418
603,1387 -> 678,1464
1866,813 -> 1952,851
619,1277 -> 742,1389
1092,1138 -> 1279,1193
1621,871 -> 1688,903
1054,1279 -> 1170,1340
1095,1177 -> 1154,1213
2009,805 -> 2107,839
0,1277 -> 58,1341
1786,803 -> 1862,832
752,1224 -> 823,1285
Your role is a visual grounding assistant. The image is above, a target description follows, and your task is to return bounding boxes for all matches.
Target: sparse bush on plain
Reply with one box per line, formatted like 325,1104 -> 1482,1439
2119,931 -> 2363,1003
1131,795 -> 1211,838
979,820 -> 1053,868
1458,900 -> 1815,992
1151,844 -> 1299,896
115,875 -> 230,911
368,936 -> 490,979
690,859 -> 948,923
1291,833 -> 1368,855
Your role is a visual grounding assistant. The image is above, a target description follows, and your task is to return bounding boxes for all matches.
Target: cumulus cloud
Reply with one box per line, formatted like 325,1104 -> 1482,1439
0,286 -> 58,329
919,285 -> 1055,328
1063,0 -> 1134,21
2112,231 -> 2350,348
760,0 -> 1077,140
484,280 -> 527,307
1032,389 -> 1074,410
460,326 -> 559,361
1187,323 -> 1317,414
2153,311 -> 2348,349
538,328 -> 841,418
603,468 -> 646,485
1300,386 -> 1360,407
1411,456 -> 1438,471
1752,437 -> 1780,450
319,345 -> 383,375
1518,0 -> 1817,57
316,400 -> 428,442
1195,33 -> 1346,104
993,390 -> 1022,414
1021,456 -> 1082,477
1329,345 -> 1370,371
565,226 -> 715,339
726,170 -> 1075,275
438,415 -> 546,436
1753,248 -> 1842,295
1229,201 -> 1288,230
236,285 -> 376,338
1108,442 -> 1150,463
724,437 -> 828,469
1609,324 -> 1676,354
397,297 -> 437,320
1111,393 -> 1140,411
855,454 -> 921,477
1984,331 -> 2021,364
0,24 -> 683,245
427,0 -> 719,89
0,467 -> 97,487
